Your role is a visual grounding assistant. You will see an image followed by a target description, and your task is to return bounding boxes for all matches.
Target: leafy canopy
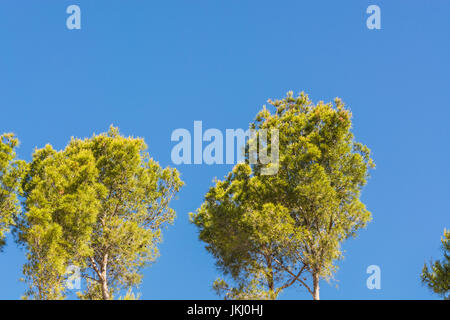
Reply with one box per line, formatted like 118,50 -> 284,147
0,133 -> 25,251
18,126 -> 183,299
421,229 -> 450,299
191,92 -> 374,300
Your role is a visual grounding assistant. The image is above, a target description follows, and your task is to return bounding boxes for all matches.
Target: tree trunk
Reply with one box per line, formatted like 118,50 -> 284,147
265,255 -> 276,300
312,272 -> 320,300
100,253 -> 110,300
100,278 -> 110,300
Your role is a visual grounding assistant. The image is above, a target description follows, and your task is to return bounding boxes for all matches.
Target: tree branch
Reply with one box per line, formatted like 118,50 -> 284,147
272,257 -> 314,297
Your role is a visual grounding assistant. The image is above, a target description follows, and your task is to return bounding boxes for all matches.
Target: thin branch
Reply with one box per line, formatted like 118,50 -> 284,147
279,265 -> 306,291
89,257 -> 102,280
272,257 -> 314,297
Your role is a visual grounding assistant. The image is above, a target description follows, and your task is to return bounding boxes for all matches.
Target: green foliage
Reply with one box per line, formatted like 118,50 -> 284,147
0,133 -> 25,251
18,126 -> 183,299
118,288 -> 141,300
191,92 -> 374,300
421,229 -> 450,299
213,276 -> 275,300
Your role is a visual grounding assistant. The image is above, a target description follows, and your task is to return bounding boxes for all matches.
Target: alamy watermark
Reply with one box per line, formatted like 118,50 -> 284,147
66,5 -> 81,30
65,265 -> 81,290
65,5 -> 379,31
170,121 -> 279,175
366,5 -> 381,30
366,265 -> 381,290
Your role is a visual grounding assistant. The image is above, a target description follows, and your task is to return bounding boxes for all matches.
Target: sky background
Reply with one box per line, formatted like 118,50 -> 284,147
0,0 -> 449,300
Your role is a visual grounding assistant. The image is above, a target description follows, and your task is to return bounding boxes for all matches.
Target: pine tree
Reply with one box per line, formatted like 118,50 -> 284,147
0,133 -> 25,251
18,126 -> 183,299
421,229 -> 450,299
191,92 -> 375,300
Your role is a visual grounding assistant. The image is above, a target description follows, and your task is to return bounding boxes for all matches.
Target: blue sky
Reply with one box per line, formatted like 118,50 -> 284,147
0,0 -> 449,299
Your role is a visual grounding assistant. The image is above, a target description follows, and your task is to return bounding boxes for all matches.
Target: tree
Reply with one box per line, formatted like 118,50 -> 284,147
191,92 -> 374,300
421,229 -> 450,300
18,126 -> 183,299
0,133 -> 24,251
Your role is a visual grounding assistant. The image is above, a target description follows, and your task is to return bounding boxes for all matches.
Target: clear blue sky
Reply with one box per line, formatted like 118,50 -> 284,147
0,0 -> 449,300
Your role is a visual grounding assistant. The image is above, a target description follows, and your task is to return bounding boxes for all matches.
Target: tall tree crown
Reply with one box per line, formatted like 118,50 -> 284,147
18,126 -> 183,299
191,92 -> 375,299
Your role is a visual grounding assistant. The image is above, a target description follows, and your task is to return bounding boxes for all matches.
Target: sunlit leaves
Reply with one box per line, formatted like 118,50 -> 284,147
18,126 -> 183,299
0,134 -> 25,251
192,92 -> 374,299
421,229 -> 450,299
